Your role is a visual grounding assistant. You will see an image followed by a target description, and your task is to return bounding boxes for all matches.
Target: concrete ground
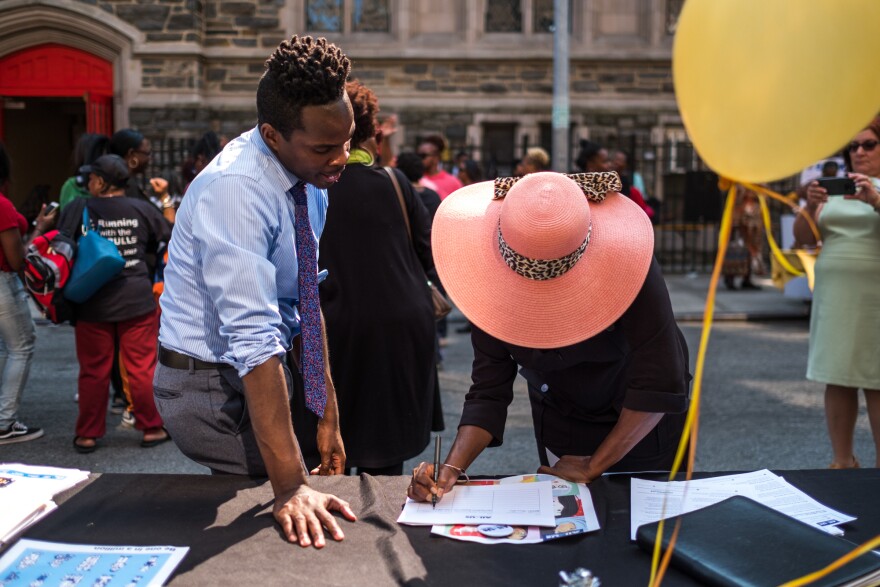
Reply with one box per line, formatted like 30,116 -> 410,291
1,274 -> 875,477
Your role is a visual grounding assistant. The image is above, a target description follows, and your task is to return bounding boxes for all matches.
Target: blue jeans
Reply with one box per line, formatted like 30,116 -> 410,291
0,272 -> 36,429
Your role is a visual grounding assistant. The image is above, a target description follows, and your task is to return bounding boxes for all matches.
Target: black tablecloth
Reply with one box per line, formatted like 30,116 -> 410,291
19,469 -> 880,586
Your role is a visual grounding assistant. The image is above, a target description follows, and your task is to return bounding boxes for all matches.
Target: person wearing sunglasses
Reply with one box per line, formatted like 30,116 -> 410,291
417,135 -> 463,200
107,129 -> 176,225
793,115 -> 880,470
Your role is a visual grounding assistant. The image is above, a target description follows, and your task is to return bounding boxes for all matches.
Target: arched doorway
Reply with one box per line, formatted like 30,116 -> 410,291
0,43 -> 113,212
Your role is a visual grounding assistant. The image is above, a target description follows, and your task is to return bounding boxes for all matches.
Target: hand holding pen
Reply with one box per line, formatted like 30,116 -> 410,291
406,439 -> 467,504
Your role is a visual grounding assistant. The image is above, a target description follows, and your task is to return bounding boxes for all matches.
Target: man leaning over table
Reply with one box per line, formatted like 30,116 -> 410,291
153,35 -> 356,548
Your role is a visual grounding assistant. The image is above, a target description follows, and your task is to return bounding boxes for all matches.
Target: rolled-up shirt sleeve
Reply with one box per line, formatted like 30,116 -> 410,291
192,175 -> 287,376
619,259 -> 691,413
459,326 -> 519,446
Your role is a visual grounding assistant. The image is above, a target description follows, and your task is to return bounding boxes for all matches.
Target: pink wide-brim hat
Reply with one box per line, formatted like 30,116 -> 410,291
432,171 -> 654,349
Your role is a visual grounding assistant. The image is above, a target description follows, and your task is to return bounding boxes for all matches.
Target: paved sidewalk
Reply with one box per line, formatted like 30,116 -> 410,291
665,274 -> 810,322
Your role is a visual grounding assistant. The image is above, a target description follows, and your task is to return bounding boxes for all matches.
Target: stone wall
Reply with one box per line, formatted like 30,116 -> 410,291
97,0 -> 205,44
204,0 -> 285,48
201,57 -> 674,99
356,59 -> 673,98
141,58 -> 202,90
129,106 -> 256,138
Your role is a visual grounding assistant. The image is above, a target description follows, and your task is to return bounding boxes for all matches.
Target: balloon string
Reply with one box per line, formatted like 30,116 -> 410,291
648,183 -> 737,587
738,180 -> 822,243
755,192 -> 805,276
777,534 -> 880,587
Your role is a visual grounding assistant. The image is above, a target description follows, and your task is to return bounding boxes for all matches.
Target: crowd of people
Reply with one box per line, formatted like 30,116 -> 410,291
0,34 -> 876,551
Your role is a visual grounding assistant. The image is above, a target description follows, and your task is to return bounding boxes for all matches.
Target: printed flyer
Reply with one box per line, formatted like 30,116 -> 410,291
0,540 -> 188,586
430,474 -> 600,545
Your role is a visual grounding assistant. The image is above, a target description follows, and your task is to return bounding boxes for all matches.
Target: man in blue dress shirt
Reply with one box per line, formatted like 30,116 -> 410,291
154,36 -> 356,548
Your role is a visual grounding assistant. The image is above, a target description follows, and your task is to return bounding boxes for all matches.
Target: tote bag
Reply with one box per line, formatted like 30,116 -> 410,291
64,206 -> 126,303
383,166 -> 453,320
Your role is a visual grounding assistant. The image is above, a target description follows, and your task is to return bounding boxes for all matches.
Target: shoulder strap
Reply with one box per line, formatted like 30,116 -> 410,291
81,205 -> 90,236
384,166 -> 412,244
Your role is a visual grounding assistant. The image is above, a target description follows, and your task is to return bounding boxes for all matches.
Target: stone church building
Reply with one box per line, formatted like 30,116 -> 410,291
0,0 -> 690,207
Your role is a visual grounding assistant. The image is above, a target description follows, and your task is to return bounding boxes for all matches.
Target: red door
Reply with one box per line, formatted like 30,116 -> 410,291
0,43 -> 114,139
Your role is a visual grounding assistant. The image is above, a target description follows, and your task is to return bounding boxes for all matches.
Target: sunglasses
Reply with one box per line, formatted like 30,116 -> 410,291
846,139 -> 879,153
418,152 -> 435,159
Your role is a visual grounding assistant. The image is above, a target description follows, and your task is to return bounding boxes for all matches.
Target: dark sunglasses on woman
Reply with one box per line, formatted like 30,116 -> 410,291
847,139 -> 879,153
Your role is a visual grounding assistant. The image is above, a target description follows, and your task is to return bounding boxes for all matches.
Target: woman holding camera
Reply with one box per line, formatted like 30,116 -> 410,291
793,115 -> 880,469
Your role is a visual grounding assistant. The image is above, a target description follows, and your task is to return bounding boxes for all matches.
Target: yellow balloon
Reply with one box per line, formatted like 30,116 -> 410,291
673,0 -> 880,183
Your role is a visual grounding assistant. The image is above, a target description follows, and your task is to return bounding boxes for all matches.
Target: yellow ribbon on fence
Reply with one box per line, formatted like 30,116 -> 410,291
741,181 -> 822,277
756,192 -> 805,277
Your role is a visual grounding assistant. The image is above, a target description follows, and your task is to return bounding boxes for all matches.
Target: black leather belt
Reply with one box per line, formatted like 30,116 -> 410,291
158,346 -> 225,371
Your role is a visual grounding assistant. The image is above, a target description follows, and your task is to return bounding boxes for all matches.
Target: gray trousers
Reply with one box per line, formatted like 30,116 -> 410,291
153,354 -> 319,475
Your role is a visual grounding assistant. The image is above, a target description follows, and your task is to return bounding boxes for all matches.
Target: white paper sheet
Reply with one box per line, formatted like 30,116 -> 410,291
0,539 -> 188,587
398,480 -> 556,527
0,464 -> 90,545
630,470 -> 856,540
630,478 -> 759,540
430,474 -> 600,544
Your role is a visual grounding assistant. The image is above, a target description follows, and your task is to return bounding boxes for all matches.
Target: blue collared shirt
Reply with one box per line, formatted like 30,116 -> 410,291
159,127 -> 328,377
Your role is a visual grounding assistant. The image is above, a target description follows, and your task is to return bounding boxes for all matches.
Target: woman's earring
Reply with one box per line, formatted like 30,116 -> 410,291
128,157 -> 138,169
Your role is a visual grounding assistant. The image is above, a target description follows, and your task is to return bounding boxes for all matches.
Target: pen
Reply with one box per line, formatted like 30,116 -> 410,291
432,435 -> 441,509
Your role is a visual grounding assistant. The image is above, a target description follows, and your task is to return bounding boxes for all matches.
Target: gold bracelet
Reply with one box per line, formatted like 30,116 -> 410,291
441,463 -> 469,484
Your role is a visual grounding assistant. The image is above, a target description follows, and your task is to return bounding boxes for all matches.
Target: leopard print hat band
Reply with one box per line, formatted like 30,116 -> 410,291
493,171 -> 621,201
497,220 -> 592,281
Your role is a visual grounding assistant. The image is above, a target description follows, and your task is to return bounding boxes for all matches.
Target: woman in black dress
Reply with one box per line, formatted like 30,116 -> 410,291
318,81 -> 437,475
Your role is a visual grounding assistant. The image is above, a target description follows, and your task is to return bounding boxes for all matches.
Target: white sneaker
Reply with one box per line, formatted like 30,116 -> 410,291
121,411 -> 136,429
0,421 -> 44,445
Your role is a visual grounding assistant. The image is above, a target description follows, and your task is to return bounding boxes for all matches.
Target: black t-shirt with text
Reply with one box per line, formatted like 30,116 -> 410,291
58,196 -> 171,323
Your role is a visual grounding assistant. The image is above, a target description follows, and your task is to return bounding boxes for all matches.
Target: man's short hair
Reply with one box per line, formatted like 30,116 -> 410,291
396,152 -> 425,182
257,35 -> 351,139
421,134 -> 447,155
821,160 -> 839,176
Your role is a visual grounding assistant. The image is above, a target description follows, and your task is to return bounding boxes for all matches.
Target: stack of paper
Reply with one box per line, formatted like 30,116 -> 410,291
399,474 -> 600,545
630,469 -> 855,540
0,463 -> 90,545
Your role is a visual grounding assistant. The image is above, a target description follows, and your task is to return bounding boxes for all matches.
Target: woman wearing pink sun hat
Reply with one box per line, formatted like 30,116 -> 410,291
407,171 -> 691,501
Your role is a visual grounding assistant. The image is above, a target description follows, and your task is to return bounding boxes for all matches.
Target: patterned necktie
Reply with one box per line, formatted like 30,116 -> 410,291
290,181 -> 326,418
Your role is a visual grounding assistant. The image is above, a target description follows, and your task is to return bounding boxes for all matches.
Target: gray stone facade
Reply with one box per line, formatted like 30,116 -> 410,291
0,0 -> 686,195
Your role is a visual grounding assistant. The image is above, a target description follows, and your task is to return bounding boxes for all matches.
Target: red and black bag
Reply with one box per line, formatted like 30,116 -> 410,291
24,229 -> 76,323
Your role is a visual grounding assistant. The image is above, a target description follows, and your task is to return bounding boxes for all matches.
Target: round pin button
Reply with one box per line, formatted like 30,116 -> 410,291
540,384 -> 549,392
477,524 -> 514,538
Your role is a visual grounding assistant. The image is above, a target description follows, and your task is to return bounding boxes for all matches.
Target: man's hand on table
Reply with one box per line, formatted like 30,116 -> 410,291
274,484 -> 357,548
537,455 -> 598,483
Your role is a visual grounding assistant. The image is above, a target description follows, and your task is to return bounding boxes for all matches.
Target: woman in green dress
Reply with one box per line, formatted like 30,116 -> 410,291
794,116 -> 880,469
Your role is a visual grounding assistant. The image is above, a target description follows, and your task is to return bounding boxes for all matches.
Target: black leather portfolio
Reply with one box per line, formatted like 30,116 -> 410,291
636,496 -> 880,587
